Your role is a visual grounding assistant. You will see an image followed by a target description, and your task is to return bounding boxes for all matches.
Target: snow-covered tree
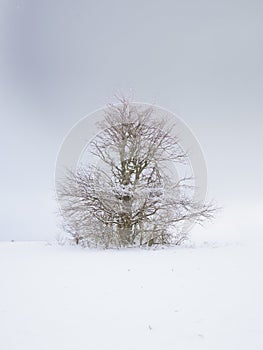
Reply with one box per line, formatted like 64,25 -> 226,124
58,98 -> 214,247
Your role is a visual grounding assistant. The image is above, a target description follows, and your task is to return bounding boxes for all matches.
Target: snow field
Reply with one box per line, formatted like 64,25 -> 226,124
1,240 -> 263,350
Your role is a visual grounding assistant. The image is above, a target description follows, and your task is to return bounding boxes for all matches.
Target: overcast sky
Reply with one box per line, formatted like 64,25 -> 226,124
1,0 -> 262,241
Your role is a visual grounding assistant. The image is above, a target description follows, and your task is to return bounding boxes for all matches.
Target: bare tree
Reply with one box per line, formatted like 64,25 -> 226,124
57,98 -> 215,248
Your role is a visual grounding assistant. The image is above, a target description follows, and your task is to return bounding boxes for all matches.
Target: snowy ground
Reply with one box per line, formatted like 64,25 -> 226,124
1,231 -> 263,350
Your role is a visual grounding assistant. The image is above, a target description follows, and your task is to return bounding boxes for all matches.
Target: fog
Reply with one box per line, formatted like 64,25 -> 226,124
1,0 -> 262,241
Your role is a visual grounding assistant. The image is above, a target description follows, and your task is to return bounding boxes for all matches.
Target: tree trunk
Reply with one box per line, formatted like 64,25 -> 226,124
118,226 -> 133,246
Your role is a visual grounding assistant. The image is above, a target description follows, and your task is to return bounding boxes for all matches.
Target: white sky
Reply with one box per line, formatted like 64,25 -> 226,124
1,0 -> 262,240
